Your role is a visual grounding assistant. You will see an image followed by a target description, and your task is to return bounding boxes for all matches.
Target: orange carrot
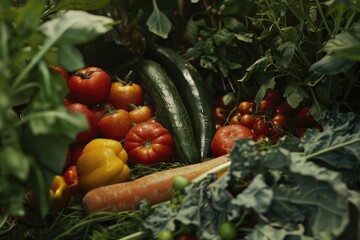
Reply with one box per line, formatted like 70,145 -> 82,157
82,155 -> 230,214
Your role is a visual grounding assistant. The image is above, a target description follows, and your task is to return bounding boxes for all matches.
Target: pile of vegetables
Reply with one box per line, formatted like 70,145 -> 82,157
1,0 -> 360,239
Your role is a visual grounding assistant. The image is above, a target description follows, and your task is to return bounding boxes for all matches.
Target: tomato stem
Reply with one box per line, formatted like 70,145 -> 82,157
74,70 -> 99,79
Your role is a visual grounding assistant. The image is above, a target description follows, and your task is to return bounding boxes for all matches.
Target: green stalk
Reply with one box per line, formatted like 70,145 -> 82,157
315,0 -> 332,36
305,138 -> 360,160
10,21 -> 71,92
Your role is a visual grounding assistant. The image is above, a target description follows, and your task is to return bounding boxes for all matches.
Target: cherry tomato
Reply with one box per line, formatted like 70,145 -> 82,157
211,125 -> 256,157
275,99 -> 297,114
239,114 -> 255,129
124,121 -> 174,165
107,81 -> 144,111
215,124 -> 223,131
62,165 -> 79,195
50,66 -> 69,81
67,67 -> 112,106
252,117 -> 272,137
256,99 -> 275,114
98,109 -> 132,141
263,88 -> 282,104
271,113 -> 286,128
175,234 -> 198,240
229,111 -> 241,125
218,93 -> 237,110
219,221 -> 237,240
295,107 -> 315,127
237,101 -> 255,115
129,105 -> 154,124
214,107 -> 227,124
67,103 -> 98,144
173,176 -> 191,193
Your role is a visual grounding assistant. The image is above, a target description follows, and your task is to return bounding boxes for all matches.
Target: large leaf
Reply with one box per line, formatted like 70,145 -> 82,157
146,0 -> 172,39
309,53 -> 354,75
270,154 -> 350,240
301,112 -> 360,187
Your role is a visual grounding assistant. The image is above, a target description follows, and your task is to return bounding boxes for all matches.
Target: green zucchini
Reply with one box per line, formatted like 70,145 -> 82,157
146,45 -> 216,160
136,60 -> 200,164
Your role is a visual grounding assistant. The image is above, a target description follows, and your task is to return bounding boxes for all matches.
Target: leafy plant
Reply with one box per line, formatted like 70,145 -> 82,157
0,0 -> 115,217
141,112 -> 360,240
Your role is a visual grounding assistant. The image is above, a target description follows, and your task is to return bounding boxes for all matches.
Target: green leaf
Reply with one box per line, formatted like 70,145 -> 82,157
301,112 -> 360,187
45,0 -> 110,16
247,224 -> 315,240
254,77 -> 276,107
185,17 -> 199,45
0,146 -> 30,181
16,0 -> 46,33
146,0 -> 172,39
277,42 -> 296,68
310,54 -> 354,75
271,155 -> 350,240
40,10 -> 116,45
323,23 -> 360,61
283,84 -> 308,108
58,42 -> 84,71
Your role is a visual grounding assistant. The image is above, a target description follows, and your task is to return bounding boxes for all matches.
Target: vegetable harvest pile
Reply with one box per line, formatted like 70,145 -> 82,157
1,0 -> 360,240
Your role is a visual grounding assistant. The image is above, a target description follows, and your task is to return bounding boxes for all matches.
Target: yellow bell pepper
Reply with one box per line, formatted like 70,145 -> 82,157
27,175 -> 70,212
76,138 -> 130,193
49,175 -> 70,211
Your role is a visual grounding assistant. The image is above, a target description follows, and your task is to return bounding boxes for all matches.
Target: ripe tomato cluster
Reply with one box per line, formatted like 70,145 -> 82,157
211,89 -> 322,157
53,66 -> 175,194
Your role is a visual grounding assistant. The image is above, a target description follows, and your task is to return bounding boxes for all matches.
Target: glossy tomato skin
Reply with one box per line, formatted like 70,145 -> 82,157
211,125 -> 255,157
67,103 -> 98,144
98,109 -> 132,141
214,107 -> 227,124
90,103 -> 114,120
256,99 -> 275,114
237,101 -> 255,115
239,114 -> 255,129
107,82 -> 144,111
229,111 -> 241,125
295,107 -> 315,127
124,121 -> 174,165
129,105 -> 154,124
67,67 -> 111,106
252,117 -> 272,137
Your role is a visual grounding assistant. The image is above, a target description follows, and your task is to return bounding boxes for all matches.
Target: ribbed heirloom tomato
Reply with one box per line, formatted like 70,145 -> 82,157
124,121 -> 174,165
211,124 -> 256,157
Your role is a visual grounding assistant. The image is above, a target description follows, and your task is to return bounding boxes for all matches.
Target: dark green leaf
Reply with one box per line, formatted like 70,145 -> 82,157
40,10 -> 116,45
0,146 -> 30,180
283,84 -> 308,108
277,42 -> 296,68
46,0 -> 110,16
254,77 -> 276,106
185,17 -> 198,45
310,53 -> 354,75
146,0 -> 172,39
58,43 -> 84,71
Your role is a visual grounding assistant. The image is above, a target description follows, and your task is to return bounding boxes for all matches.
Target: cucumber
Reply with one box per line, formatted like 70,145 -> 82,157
146,45 -> 216,160
136,60 -> 200,164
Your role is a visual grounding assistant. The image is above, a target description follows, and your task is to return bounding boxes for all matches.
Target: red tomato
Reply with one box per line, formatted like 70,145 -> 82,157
275,99 -> 297,114
211,125 -> 256,157
263,88 -> 282,104
239,114 -> 255,129
175,234 -> 198,240
256,99 -> 275,114
214,107 -> 227,124
252,117 -> 272,137
215,124 -> 223,131
64,148 -> 71,171
67,67 -> 112,106
67,103 -> 98,144
124,121 -> 174,165
271,113 -> 286,128
50,65 -> 69,81
62,165 -> 79,195
98,109 -> 132,141
90,103 -> 114,120
229,111 -> 241,125
295,107 -> 315,127
107,81 -> 144,111
237,101 -> 255,115
218,93 -> 237,110
129,105 -> 154,124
